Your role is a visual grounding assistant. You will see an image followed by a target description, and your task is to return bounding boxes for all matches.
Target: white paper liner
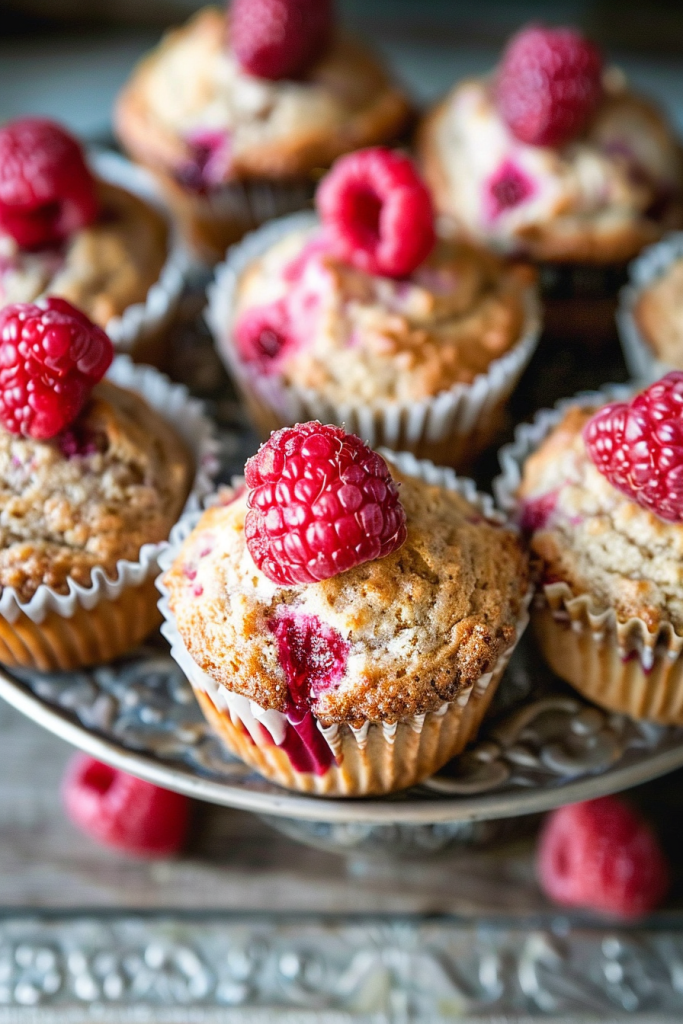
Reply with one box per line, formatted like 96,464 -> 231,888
617,232 -> 683,382
0,355 -> 218,626
206,212 -> 542,453
157,449 -> 531,772
493,383 -> 683,664
87,150 -> 189,354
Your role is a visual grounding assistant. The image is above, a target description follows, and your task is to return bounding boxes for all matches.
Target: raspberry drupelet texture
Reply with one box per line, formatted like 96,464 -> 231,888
244,421 -> 407,585
0,297 -> 113,440
537,796 -> 669,918
316,147 -> 435,278
584,372 -> 683,524
62,754 -> 190,858
231,0 -> 333,81
0,118 -> 99,250
496,25 -> 603,148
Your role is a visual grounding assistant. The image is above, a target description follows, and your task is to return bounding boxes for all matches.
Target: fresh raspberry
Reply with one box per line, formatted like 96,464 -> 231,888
244,421 -> 407,585
0,118 -> 99,250
316,148 -> 435,278
584,372 -> 683,523
234,298 -> 293,372
536,797 -> 669,918
62,754 -> 190,858
496,25 -> 603,147
231,0 -> 333,80
0,297 -> 113,440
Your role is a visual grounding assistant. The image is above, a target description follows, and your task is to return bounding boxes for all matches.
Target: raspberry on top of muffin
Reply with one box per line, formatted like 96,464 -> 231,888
232,147 -> 533,402
0,298 -> 192,602
164,421 -> 529,728
517,372 -> 683,634
418,24 -> 683,263
0,118 -> 168,327
115,2 -> 412,193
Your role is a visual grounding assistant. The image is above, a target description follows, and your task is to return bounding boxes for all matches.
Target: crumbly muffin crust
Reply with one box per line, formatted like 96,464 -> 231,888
0,180 -> 168,329
115,7 -> 411,184
418,76 -> 683,264
234,227 -> 533,401
164,470 -> 529,724
518,404 -> 683,632
635,255 -> 683,368
0,381 -> 193,601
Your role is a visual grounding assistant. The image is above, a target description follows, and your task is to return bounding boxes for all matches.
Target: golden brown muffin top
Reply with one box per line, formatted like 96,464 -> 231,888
635,255 -> 683,369
164,470 -> 529,724
518,404 -> 683,633
0,381 -> 193,601
0,180 -> 169,329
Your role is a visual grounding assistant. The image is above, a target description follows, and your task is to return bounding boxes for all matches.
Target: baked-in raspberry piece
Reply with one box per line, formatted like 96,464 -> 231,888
537,796 -> 669,918
487,160 -> 536,220
234,298 -> 292,372
584,372 -> 683,523
231,0 -> 333,81
244,421 -> 407,585
316,148 -> 435,278
496,25 -> 603,147
0,118 -> 99,250
0,297 -> 113,440
62,754 -> 190,858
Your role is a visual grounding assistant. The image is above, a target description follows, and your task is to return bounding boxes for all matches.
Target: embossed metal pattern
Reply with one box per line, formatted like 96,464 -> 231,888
0,915 -> 680,1019
2,634 -> 683,826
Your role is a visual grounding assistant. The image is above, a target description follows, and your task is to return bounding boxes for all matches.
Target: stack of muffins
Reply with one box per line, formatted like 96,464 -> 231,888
1,0 -> 682,800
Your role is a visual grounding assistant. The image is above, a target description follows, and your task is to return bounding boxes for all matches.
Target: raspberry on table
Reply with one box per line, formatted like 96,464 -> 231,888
244,421 -> 407,585
0,297 -> 113,440
231,0 -> 333,80
316,147 -> 435,278
536,796 -> 669,918
584,372 -> 683,524
0,118 -> 99,250
496,25 -> 603,148
62,754 -> 191,858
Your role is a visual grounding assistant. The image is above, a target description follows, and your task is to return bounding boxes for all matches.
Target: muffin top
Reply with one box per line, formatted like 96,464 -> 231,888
164,468 -> 529,725
419,77 -> 683,263
517,404 -> 683,632
0,180 -> 168,329
115,7 -> 411,185
0,380 -> 193,601
232,224 -> 533,402
634,254 -> 683,369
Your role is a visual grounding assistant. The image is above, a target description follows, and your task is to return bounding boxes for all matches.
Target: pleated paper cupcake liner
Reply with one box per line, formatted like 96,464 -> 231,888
207,212 -> 542,470
0,356 -> 218,672
157,449 -> 531,796
494,384 -> 683,724
89,151 -> 189,365
617,231 -> 683,382
149,167 -> 315,266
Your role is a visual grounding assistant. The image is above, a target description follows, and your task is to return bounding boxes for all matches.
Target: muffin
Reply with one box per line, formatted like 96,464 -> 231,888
0,119 -> 184,368
115,3 -> 412,264
159,421 -> 530,797
495,373 -> 683,724
418,25 -> 683,341
618,233 -> 683,381
0,297 -> 215,671
208,148 -> 540,470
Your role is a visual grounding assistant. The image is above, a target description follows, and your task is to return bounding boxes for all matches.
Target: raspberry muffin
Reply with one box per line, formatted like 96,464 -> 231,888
115,2 -> 412,264
418,25 -> 683,341
209,148 -> 540,470
495,373 -> 683,724
0,298 -> 211,672
0,118 -> 183,367
159,421 -> 530,797
618,233 -> 683,381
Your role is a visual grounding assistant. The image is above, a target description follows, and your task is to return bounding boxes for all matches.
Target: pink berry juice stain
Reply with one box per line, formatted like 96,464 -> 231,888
268,609 -> 349,774
486,160 -> 535,221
